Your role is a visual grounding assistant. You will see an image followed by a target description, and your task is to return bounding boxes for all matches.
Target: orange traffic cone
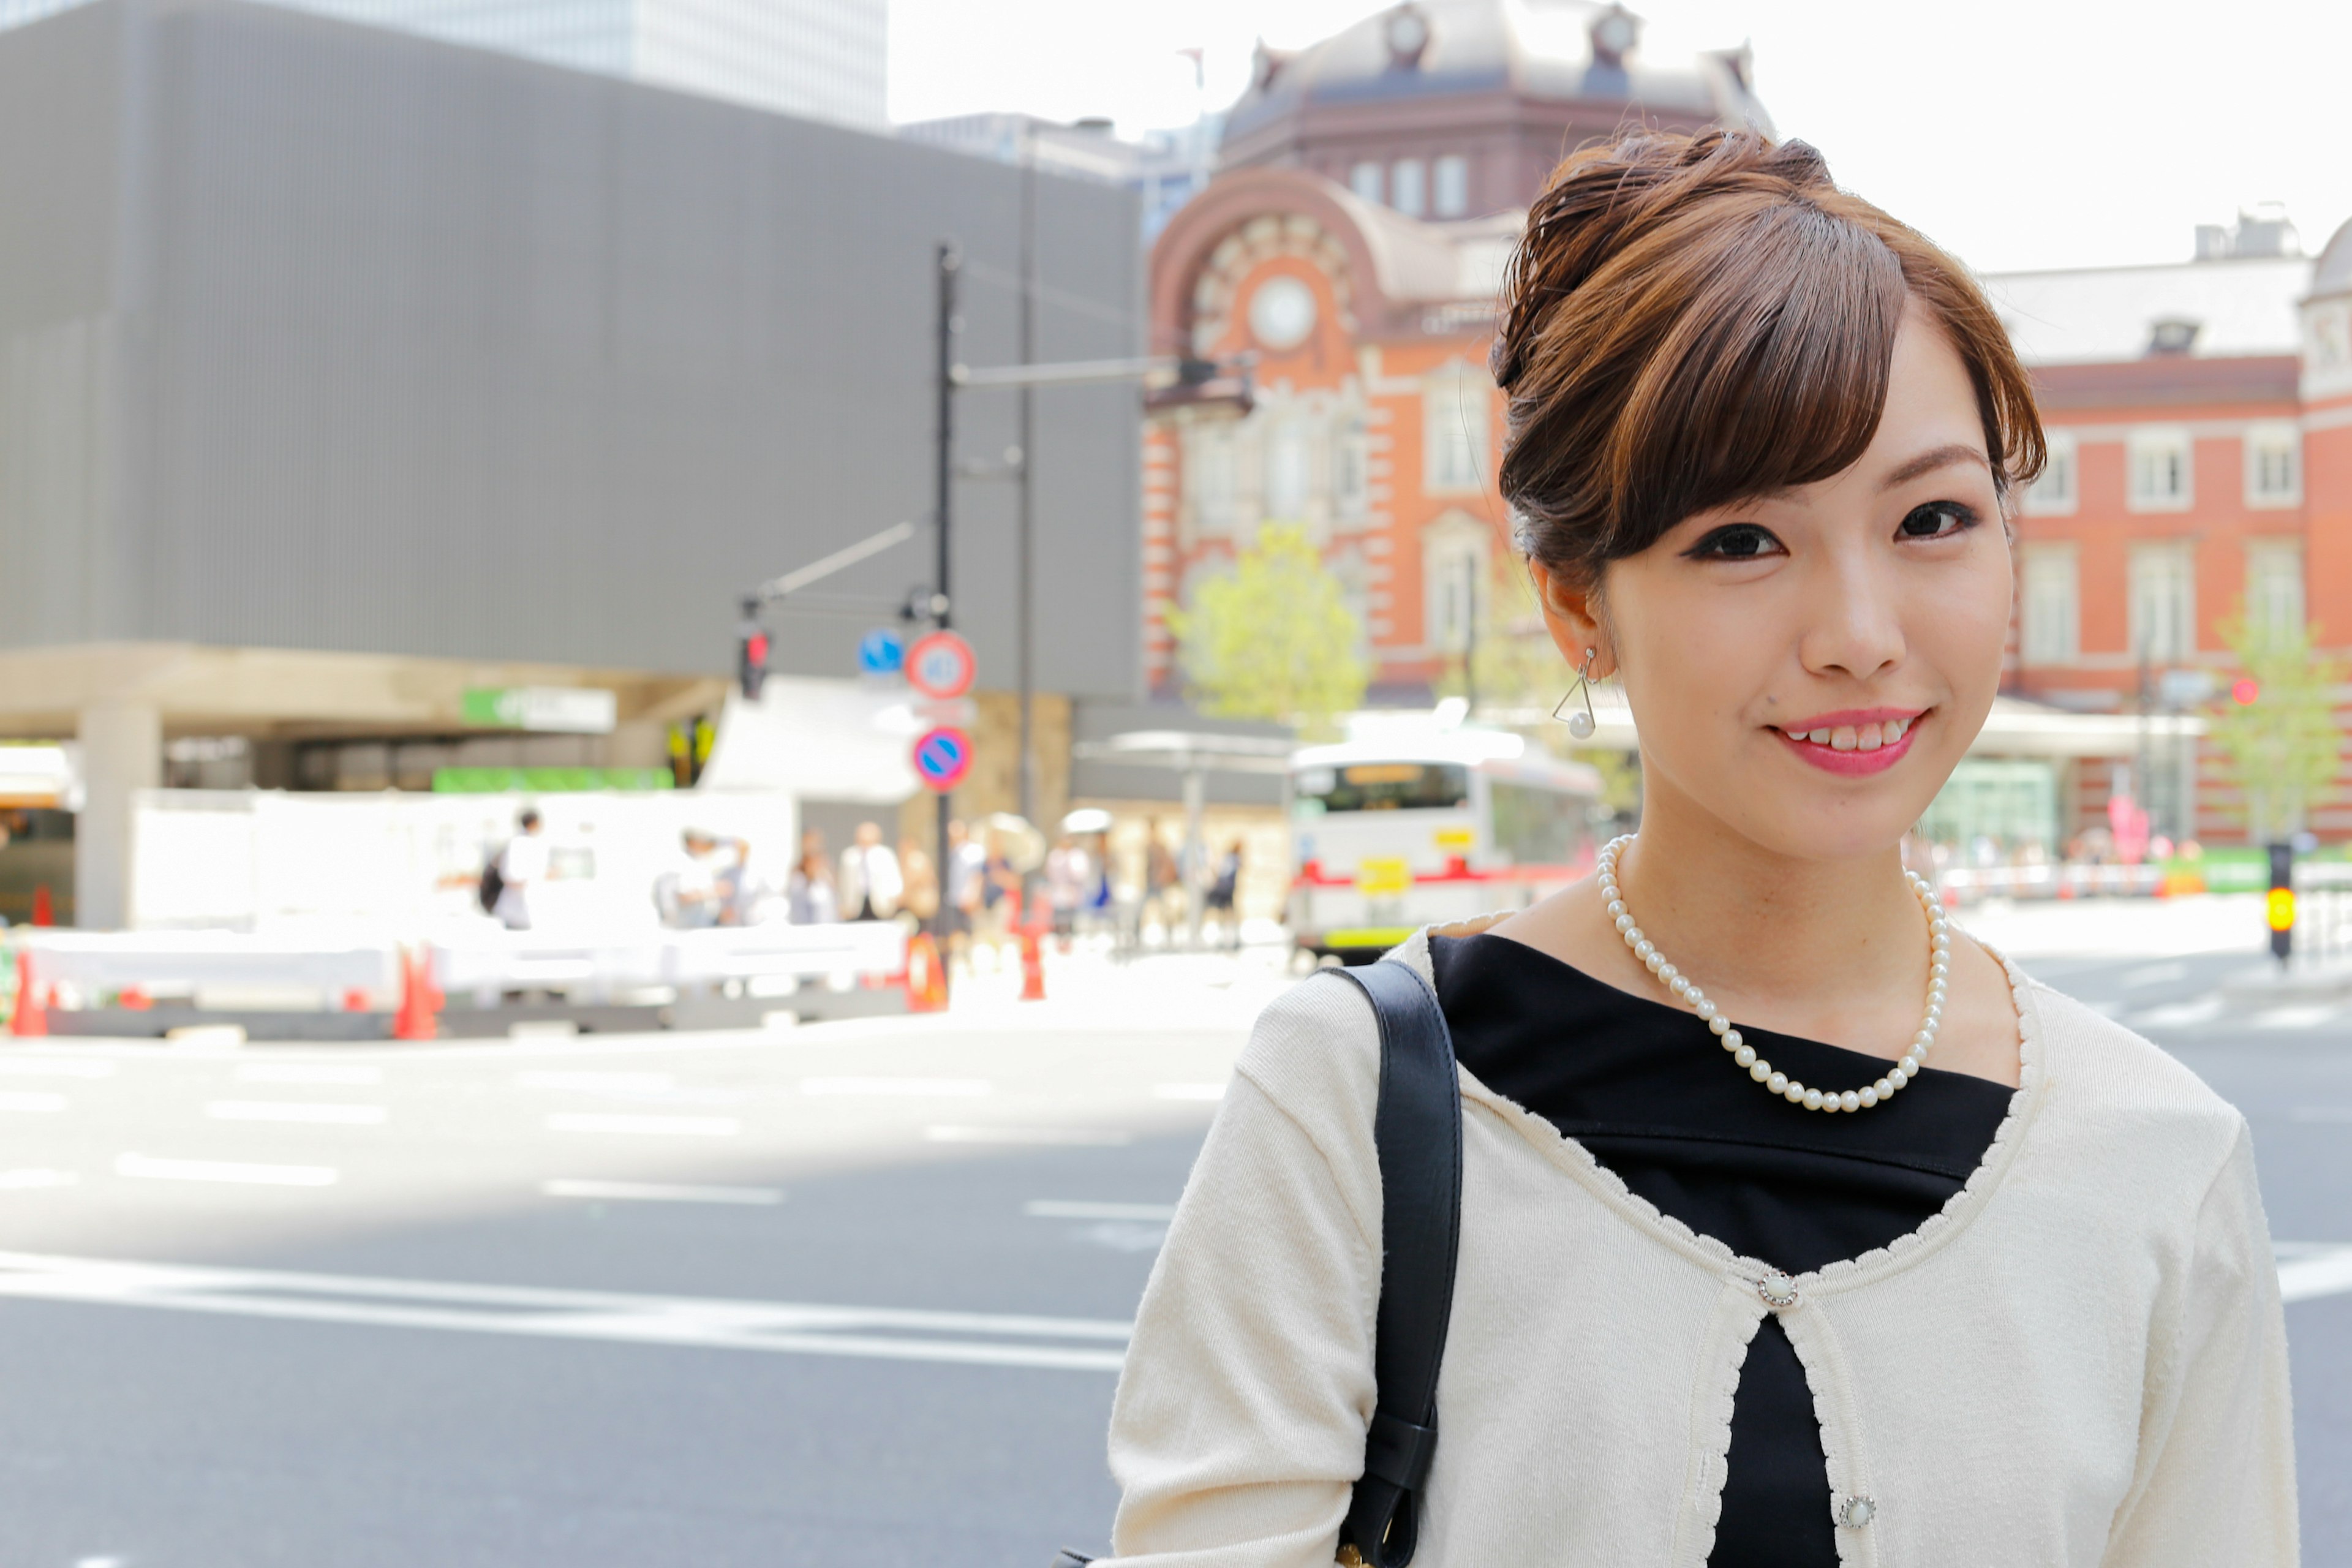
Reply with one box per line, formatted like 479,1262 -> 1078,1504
390,948 -> 440,1041
905,933 -> 948,1012
1019,929 -> 1046,1002
10,949 -> 47,1036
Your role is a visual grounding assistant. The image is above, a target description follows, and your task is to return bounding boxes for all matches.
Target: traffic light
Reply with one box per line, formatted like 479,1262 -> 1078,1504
2266,841 -> 2294,963
737,619 -> 769,701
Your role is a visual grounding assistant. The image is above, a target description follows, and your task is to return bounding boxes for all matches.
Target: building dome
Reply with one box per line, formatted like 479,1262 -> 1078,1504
2314,215 -> 2352,300
1219,0 -> 1771,217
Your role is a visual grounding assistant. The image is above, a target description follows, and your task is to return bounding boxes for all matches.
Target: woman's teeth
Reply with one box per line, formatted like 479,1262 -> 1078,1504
1789,717 -> 1912,752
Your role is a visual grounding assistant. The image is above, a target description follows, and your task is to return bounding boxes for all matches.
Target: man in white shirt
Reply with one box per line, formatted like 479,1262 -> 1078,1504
493,809 -> 548,930
836,820 -> 903,922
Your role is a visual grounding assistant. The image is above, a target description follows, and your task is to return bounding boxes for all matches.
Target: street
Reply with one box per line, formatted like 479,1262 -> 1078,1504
0,921 -> 2345,1566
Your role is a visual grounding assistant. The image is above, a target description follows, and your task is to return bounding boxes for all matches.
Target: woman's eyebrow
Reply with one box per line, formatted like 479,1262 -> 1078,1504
1880,443 -> 1990,489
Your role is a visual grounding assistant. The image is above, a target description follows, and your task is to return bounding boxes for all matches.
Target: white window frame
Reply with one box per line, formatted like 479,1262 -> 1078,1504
1422,363 -> 1489,496
1432,154 -> 1469,217
1333,412 -> 1369,523
1390,157 -> 1427,218
1349,161 -> 1383,205
1422,517 -> 1489,655
2243,538 -> 2305,641
2125,426 -> 2193,513
1188,423 -> 1236,537
2243,422 -> 2302,508
1263,416 -> 1313,521
2019,543 -> 2079,666
2127,540 -> 2196,663
2022,429 -> 2078,516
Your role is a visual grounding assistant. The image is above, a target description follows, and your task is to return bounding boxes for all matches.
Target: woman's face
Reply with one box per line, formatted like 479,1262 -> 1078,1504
1537,304 -> 2014,862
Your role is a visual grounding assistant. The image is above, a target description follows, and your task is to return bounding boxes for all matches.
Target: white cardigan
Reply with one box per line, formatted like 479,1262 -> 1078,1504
1102,929 -> 2298,1566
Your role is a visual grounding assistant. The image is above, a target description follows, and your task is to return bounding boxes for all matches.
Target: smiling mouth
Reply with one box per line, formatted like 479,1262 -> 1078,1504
1770,715 -> 1918,755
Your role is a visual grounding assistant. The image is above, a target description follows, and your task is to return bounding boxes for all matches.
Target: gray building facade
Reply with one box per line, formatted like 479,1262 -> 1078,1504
0,0 -> 1147,923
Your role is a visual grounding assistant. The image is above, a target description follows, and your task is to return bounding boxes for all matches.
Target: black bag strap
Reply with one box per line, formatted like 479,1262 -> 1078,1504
1333,959 -> 1463,1568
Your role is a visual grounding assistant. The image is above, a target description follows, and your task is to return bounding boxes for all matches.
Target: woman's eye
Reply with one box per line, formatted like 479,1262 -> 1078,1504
1898,502 -> 1977,540
1689,523 -> 1782,560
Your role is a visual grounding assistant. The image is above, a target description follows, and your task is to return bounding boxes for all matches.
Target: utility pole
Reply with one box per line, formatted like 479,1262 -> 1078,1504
935,241 -> 959,973
1017,125 -> 1039,831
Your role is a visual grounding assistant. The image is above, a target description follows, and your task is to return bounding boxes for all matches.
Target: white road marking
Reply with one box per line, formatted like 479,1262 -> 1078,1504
206,1100 -> 388,1126
543,1179 -> 783,1206
1153,1082 -> 1226,1101
115,1155 -> 337,1187
0,1250 -> 1129,1371
519,1071 -> 675,1092
0,1169 -> 77,1191
2278,1244 -> 2352,1304
925,1125 -> 1131,1147
2121,962 -> 2190,988
546,1112 -> 740,1137
801,1076 -> 990,1097
1026,1200 -> 1178,1222
0,1058 -> 115,1079
2133,996 -> 2226,1028
0,1091 -> 67,1113
2253,1005 -> 2340,1030
237,1063 -> 384,1085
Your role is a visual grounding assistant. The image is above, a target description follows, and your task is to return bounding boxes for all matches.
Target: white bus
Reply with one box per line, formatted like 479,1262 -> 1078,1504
1287,730 -> 1606,962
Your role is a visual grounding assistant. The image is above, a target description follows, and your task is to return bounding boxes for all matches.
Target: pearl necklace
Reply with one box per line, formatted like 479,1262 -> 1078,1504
1594,835 -> 1950,1114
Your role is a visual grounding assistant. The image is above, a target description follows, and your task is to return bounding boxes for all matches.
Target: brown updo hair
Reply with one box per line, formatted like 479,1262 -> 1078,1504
1491,129 -> 2044,589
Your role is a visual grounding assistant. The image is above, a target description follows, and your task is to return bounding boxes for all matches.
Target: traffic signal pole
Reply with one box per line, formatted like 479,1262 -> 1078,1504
935,243 -> 959,987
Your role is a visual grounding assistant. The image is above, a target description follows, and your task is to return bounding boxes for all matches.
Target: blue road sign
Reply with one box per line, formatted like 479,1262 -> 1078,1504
858,627 -> 905,676
912,725 -> 973,793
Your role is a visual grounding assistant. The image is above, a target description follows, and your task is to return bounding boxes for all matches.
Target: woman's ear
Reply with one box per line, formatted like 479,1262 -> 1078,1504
1526,559 -> 1615,678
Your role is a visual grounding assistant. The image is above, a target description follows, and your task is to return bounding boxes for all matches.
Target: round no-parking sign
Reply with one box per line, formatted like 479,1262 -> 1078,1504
911,725 -> 974,793
905,630 -> 976,700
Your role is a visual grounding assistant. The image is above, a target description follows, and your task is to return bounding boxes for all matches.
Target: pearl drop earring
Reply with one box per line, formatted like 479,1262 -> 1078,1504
1552,648 -> 1599,739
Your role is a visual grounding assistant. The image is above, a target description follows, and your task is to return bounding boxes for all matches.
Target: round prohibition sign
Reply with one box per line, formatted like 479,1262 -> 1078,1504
911,725 -> 974,793
905,630 -> 977,701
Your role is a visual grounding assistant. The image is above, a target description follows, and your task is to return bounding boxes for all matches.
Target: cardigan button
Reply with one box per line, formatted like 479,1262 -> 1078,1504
1754,1271 -> 1800,1310
1839,1495 -> 1875,1528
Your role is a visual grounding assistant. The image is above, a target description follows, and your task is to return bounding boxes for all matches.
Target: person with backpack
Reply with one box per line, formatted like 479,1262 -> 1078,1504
489,808 -> 545,931
1091,131 -> 2294,1568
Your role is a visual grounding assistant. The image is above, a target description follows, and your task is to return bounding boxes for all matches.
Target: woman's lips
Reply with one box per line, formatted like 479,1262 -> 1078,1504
1770,713 -> 1923,776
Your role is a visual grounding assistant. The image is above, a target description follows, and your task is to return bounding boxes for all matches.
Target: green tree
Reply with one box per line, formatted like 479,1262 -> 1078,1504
1167,522 -> 1368,736
2206,612 -> 2346,840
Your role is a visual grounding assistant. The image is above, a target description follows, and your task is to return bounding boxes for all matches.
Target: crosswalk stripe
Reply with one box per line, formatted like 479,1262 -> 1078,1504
0,1251 -> 1128,1371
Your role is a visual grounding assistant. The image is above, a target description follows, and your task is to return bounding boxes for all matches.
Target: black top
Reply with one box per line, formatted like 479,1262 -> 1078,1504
1427,933 -> 2014,1568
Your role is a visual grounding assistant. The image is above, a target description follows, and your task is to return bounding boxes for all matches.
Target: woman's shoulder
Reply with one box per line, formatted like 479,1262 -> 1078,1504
2016,969 -> 2248,1156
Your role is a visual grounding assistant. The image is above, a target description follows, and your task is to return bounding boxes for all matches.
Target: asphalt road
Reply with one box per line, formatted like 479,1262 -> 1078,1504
0,936 -> 2344,1566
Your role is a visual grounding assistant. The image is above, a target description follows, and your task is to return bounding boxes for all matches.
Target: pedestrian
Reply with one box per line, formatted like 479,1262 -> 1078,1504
835,820 -> 902,922
1102,129 -> 2295,1566
1202,836 -> 1243,950
941,818 -> 983,968
896,834 -> 939,932
1142,815 -> 1180,944
491,807 -> 546,930
786,830 -> 837,926
1044,832 -> 1089,944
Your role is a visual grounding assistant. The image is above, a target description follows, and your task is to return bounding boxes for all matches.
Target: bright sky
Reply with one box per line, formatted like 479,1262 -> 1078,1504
887,0 -> 2352,276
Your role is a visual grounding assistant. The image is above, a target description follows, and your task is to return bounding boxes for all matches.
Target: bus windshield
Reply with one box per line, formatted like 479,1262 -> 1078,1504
1294,761 -> 1471,813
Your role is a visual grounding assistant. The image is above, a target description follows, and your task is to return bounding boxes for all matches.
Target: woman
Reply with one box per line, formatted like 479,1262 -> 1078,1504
1101,132 -> 2296,1566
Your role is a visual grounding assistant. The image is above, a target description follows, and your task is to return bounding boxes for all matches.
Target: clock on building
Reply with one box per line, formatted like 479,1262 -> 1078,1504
1384,5 -> 1430,66
1248,276 -> 1318,350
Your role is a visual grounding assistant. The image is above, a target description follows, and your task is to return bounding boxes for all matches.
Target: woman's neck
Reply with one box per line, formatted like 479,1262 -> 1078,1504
1611,793 -> 1926,1010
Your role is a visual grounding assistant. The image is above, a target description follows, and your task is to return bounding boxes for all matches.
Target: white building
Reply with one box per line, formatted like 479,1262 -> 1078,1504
0,0 -> 886,127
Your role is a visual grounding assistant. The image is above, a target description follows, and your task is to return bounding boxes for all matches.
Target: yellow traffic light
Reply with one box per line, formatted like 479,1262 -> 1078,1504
2266,888 -> 2296,932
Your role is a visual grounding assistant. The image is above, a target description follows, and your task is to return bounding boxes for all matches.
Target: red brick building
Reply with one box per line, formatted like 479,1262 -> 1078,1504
1142,0 -> 1767,699
1144,1 -> 2352,854
1995,213 -> 2352,846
